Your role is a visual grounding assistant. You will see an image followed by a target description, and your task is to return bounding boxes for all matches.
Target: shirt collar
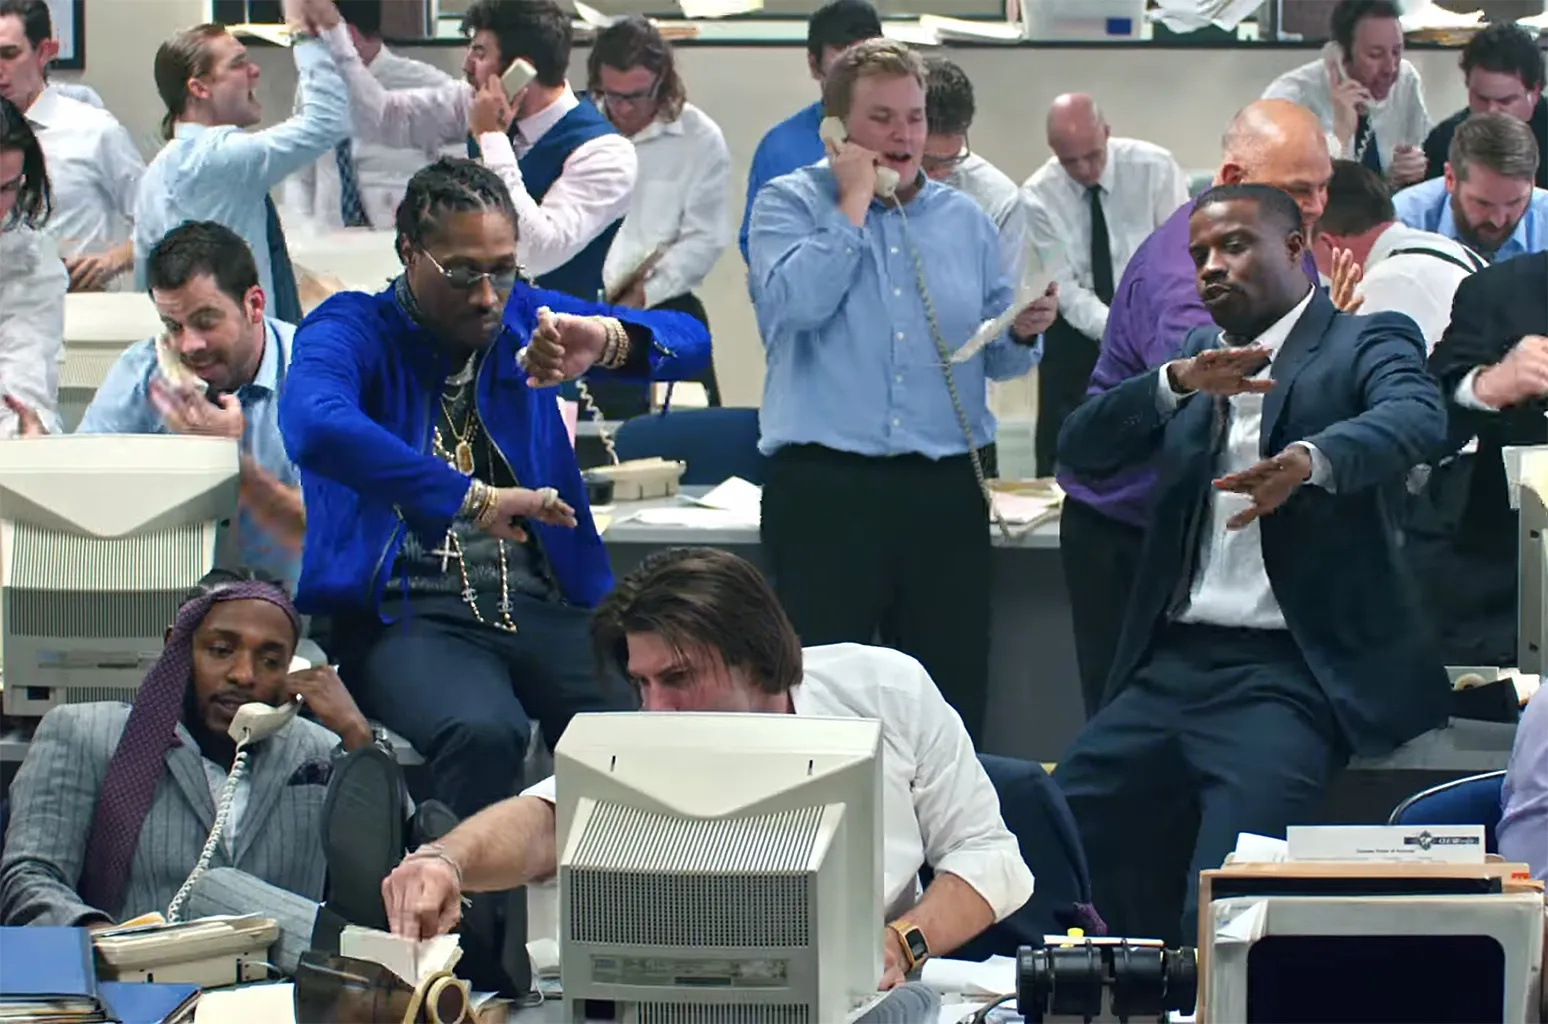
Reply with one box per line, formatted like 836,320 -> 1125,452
1095,142 -> 1117,194
24,85 -> 63,128
1435,188 -> 1533,260
1237,286 -> 1314,361
516,87 -> 579,146
629,111 -> 686,144
241,319 -> 282,397
173,121 -> 211,140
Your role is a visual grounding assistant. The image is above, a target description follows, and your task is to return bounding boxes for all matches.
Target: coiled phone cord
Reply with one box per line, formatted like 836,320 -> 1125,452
893,201 -> 1013,543
573,379 -> 620,466
165,743 -> 252,923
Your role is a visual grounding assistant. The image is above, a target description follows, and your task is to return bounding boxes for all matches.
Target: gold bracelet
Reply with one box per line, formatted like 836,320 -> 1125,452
475,484 -> 500,530
599,317 -> 631,370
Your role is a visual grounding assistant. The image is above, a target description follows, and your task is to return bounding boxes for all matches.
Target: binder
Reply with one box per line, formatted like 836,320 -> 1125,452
0,926 -> 99,1017
97,982 -> 200,1024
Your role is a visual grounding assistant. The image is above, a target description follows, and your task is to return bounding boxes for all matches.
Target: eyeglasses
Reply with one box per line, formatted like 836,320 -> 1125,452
921,139 -> 971,174
421,248 -> 521,292
600,79 -> 659,108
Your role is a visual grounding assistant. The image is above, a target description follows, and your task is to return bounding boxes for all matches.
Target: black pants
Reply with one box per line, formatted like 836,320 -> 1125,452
652,291 -> 720,407
761,444 -> 993,742
1059,496 -> 1145,717
334,594 -> 633,819
1054,624 -> 1348,944
1407,535 -> 1519,667
1034,315 -> 1100,478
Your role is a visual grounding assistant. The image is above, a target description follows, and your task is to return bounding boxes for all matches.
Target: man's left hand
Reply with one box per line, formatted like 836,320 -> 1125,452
1213,446 -> 1313,530
1386,144 -> 1428,188
1012,281 -> 1059,342
468,74 -> 516,137
65,250 -> 128,293
285,665 -> 372,750
149,378 -> 244,439
880,928 -> 906,990
519,306 -> 607,387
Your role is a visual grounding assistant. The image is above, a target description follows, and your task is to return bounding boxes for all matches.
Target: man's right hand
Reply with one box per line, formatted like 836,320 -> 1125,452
382,853 -> 463,940
1326,55 -> 1372,149
1167,347 -> 1274,397
825,138 -> 880,225
1474,335 -> 1548,410
3,395 -> 47,437
469,75 -> 516,137
479,486 -> 579,543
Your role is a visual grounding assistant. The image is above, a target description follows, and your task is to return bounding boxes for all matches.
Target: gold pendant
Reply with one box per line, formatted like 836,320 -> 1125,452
455,440 -> 474,475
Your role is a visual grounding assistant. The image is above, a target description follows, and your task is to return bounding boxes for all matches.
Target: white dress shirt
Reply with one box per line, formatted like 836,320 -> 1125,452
1355,222 -> 1481,351
0,226 -> 66,437
523,643 -> 1034,924
601,101 -> 730,307
317,24 -> 636,280
25,86 -> 144,271
49,81 -> 103,109
282,44 -> 457,232
1022,137 -> 1189,342
942,153 -> 1033,282
1157,290 -> 1333,630
1262,55 -> 1431,167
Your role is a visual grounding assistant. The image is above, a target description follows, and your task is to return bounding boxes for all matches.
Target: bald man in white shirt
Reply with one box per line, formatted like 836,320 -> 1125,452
379,548 -> 1048,988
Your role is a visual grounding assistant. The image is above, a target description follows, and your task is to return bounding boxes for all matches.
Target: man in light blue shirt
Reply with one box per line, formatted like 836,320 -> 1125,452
1392,111 -> 1548,263
83,223 -> 302,588
747,39 -> 1057,744
134,19 -> 349,324
737,0 -> 879,263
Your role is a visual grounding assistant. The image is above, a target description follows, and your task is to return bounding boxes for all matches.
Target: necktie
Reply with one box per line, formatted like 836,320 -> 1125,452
264,195 -> 302,324
335,139 -> 369,229
1353,113 -> 1382,174
466,134 -> 481,160
1087,184 -> 1115,305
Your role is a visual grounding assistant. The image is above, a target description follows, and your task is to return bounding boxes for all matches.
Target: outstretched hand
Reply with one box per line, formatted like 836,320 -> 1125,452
1328,247 -> 1364,313
1212,446 -> 1314,530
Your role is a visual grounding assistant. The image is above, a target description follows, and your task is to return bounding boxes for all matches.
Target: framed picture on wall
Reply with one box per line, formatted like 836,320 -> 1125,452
46,0 -> 84,70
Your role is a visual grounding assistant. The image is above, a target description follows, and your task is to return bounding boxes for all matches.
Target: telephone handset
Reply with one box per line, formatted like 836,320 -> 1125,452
165,696 -> 304,922
154,334 -> 208,398
819,116 -> 901,199
501,58 -> 537,103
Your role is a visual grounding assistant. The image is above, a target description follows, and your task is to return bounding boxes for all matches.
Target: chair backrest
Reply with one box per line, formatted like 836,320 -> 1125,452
1387,770 -> 1507,852
613,408 -> 766,487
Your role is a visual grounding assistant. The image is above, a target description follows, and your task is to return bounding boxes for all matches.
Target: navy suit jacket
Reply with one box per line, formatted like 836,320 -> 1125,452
1058,290 -> 1451,756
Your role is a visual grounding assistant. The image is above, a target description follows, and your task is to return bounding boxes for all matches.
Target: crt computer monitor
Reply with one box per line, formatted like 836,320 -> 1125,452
59,293 -> 165,432
0,434 -> 239,716
1519,449 -> 1545,678
554,711 -> 884,1024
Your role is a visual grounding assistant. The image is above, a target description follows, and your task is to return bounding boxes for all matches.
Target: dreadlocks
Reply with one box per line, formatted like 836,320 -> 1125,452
394,157 -> 519,257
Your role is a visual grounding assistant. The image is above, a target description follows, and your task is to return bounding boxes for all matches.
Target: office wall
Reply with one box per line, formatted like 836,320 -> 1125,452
56,41 -> 1472,406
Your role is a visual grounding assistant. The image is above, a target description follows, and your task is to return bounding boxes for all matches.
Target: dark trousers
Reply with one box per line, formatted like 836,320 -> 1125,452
335,594 -> 633,819
1054,624 -> 1348,944
1407,535 -> 1519,667
1059,496 -> 1145,717
1034,315 -> 1100,478
761,444 -> 993,742
652,292 -> 720,407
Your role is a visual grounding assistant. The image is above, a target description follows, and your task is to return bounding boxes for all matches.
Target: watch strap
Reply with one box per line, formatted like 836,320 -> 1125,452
886,920 -> 929,973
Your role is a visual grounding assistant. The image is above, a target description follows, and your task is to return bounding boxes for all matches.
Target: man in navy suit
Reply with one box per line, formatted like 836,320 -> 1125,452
1052,183 -> 1451,943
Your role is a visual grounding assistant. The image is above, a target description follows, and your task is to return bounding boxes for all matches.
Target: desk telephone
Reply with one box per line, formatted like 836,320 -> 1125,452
818,117 -> 900,198
501,58 -> 536,102
164,694 -> 303,922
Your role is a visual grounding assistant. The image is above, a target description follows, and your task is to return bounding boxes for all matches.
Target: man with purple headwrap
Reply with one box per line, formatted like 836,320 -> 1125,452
0,569 -> 414,972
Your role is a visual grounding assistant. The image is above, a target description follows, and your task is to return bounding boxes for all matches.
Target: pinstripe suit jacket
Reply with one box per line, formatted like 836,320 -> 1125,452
1,702 -> 337,926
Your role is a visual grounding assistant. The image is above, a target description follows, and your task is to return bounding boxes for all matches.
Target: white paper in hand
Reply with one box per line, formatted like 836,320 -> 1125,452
951,268 -> 1053,364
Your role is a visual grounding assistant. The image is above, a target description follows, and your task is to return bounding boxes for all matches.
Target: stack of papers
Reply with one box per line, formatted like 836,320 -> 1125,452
1398,3 -> 1484,32
339,927 -> 462,987
989,479 -> 1064,529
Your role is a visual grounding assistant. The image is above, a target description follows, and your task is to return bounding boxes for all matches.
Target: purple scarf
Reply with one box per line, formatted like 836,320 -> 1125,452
76,581 -> 301,917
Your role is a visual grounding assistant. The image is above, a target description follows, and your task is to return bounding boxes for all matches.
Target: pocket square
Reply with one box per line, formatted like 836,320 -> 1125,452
288,759 -> 333,787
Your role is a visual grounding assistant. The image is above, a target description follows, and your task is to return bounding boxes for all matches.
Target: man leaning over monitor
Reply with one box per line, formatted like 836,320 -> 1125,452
7,221 -> 305,591
380,547 -> 1035,989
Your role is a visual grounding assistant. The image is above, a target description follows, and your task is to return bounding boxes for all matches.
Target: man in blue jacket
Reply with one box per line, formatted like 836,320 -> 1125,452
1052,183 -> 1449,944
278,158 -> 710,820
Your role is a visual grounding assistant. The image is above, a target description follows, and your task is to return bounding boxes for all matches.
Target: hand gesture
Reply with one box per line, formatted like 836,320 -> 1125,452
1326,54 -> 1372,149
1213,446 -> 1313,530
1329,247 -> 1364,313
3,395 -> 47,437
825,136 -> 881,209
469,74 -> 516,138
383,854 -> 463,940
518,306 -> 606,387
479,486 -> 578,543
149,377 -> 245,439
1012,281 -> 1059,341
65,251 -> 127,293
284,666 -> 368,747
1474,334 -> 1548,410
1168,346 -> 1273,397
1387,144 -> 1428,188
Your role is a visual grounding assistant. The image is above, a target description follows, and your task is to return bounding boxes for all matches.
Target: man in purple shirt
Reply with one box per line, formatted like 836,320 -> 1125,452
1056,99 -> 1334,718
1500,691 -> 1548,879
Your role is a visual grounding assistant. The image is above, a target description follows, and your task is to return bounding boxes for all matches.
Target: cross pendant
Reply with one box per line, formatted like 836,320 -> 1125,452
431,535 -> 461,573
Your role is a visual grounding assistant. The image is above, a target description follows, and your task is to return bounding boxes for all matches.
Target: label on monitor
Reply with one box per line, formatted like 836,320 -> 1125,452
590,955 -> 789,989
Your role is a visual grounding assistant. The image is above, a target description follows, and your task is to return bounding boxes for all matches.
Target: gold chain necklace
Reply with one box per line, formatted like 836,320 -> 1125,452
439,398 -> 479,476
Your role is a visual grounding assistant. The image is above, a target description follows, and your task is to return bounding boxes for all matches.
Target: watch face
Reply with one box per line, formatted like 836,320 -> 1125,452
904,928 -> 929,962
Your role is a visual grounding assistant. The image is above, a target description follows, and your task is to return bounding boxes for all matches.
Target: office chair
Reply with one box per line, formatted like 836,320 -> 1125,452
613,408 -> 767,487
1387,770 -> 1507,852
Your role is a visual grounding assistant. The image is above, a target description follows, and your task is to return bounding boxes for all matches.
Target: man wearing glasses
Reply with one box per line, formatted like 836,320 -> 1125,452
278,158 -> 710,828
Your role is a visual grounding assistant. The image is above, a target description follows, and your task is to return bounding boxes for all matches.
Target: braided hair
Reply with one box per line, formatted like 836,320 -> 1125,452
394,157 -> 519,260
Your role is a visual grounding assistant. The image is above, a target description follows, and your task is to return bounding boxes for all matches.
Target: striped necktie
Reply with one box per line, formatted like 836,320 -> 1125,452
335,139 -> 369,228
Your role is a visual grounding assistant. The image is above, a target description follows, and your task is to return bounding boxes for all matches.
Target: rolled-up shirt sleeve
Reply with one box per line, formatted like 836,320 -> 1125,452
907,661 -> 1035,921
523,774 -> 557,804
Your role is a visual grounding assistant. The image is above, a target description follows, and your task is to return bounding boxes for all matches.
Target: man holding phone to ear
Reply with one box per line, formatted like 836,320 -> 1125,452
747,40 -> 1058,744
1262,0 -> 1430,188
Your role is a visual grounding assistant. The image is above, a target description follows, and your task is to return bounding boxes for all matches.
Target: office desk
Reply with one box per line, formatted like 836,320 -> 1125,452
602,493 -> 1079,761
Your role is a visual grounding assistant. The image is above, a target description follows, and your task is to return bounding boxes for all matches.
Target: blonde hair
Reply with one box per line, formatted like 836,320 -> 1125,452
820,38 -> 926,122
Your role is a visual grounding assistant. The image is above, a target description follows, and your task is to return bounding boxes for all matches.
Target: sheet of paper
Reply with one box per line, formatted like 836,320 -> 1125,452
678,0 -> 763,18
920,954 -> 1016,997
1229,832 -> 1288,864
194,983 -> 294,1024
882,21 -> 942,44
628,507 -> 759,530
573,1 -> 619,27
951,269 -> 1053,364
686,476 -> 763,517
1399,4 -> 1484,31
340,926 -> 461,985
918,14 -> 1022,40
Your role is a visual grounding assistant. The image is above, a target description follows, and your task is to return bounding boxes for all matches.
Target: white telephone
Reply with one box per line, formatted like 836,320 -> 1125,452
154,334 -> 208,397
819,116 -> 901,198
502,57 -> 537,103
165,696 -> 303,922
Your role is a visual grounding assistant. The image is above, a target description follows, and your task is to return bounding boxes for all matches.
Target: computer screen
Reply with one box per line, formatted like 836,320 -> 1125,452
554,711 -> 884,1024
1519,449 -> 1545,677
0,435 -> 240,715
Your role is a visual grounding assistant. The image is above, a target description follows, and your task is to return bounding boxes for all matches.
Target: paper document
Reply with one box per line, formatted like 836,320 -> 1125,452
340,926 -> 462,986
882,21 -> 943,45
678,0 -> 763,18
628,507 -> 759,530
921,954 -> 1016,997
951,269 -> 1053,363
686,477 -> 763,517
918,14 -> 1022,41
573,1 -> 619,27
193,983 -> 294,1024
1399,4 -> 1484,31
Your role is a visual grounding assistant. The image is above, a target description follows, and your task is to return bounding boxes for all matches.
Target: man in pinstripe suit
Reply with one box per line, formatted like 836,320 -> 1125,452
0,570 -> 408,973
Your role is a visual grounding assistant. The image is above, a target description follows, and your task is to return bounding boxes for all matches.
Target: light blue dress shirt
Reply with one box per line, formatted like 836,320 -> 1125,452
748,165 -> 1040,459
132,36 -> 350,307
1391,176 -> 1548,263
738,101 -> 825,264
77,319 -> 301,589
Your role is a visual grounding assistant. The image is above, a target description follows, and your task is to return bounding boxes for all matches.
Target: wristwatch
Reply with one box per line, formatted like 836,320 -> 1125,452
887,920 -> 930,973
